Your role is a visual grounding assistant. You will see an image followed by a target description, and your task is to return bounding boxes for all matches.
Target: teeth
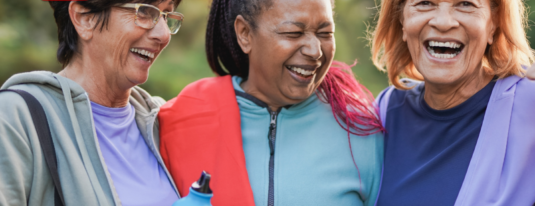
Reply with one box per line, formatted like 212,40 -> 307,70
429,41 -> 461,49
130,48 -> 155,59
428,47 -> 460,59
290,66 -> 315,76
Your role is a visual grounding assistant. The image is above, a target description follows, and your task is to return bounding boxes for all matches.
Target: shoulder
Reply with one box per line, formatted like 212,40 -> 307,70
0,71 -> 57,89
492,75 -> 535,104
378,79 -> 424,107
0,83 -> 57,116
0,90 -> 35,144
514,77 -> 535,100
499,77 -> 535,115
0,90 -> 31,116
160,75 -> 234,112
131,86 -> 166,108
395,79 -> 424,97
158,75 -> 241,146
180,75 -> 233,98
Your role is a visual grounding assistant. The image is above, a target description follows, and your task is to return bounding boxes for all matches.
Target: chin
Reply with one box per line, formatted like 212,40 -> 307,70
419,67 -> 461,84
424,74 -> 463,86
283,87 -> 316,103
128,73 -> 150,86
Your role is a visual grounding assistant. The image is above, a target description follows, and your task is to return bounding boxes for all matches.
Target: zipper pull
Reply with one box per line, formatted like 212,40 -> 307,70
268,111 -> 277,155
270,112 -> 277,126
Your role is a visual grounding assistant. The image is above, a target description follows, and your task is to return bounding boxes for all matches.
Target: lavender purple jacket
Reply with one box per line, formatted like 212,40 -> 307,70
378,75 -> 535,206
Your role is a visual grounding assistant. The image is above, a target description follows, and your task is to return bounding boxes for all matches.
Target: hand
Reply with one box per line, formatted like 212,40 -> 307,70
527,64 -> 535,80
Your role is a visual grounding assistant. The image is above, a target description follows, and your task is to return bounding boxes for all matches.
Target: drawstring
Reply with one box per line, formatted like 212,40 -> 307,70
55,76 -> 107,205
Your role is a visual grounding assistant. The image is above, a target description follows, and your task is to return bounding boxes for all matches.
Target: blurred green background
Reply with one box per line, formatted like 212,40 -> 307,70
0,0 -> 534,100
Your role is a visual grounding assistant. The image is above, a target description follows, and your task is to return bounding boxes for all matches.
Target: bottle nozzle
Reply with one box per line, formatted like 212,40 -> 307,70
192,171 -> 212,194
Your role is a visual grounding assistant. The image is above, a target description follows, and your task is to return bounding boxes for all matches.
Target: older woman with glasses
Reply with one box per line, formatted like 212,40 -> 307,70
0,0 -> 183,205
371,0 -> 535,205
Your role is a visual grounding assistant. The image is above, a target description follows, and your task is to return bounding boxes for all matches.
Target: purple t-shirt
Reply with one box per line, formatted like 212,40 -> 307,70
91,102 -> 178,206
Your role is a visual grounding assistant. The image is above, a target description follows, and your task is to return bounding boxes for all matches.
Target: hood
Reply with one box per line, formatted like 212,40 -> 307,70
1,70 -> 85,97
1,71 -> 164,114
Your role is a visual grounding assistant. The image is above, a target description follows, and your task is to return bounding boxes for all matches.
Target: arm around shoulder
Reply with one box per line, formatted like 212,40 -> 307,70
364,132 -> 384,206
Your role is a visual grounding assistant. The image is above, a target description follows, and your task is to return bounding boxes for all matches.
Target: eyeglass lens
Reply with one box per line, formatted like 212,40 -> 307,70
136,5 -> 182,34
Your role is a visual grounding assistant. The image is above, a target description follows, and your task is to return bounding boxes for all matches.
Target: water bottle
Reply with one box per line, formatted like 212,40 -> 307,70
172,171 -> 213,206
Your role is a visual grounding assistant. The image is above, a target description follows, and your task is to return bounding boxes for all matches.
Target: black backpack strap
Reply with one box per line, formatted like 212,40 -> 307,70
0,89 -> 65,206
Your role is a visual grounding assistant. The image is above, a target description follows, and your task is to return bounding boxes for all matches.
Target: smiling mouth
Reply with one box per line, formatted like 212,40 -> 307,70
425,40 -> 465,59
286,65 -> 316,77
130,48 -> 155,63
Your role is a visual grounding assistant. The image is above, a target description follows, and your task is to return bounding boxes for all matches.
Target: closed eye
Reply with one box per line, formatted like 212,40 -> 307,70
282,32 -> 303,38
318,32 -> 334,38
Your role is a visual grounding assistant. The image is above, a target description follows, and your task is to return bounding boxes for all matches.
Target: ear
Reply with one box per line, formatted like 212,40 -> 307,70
402,26 -> 407,42
235,15 -> 253,54
69,2 -> 96,41
487,19 -> 496,45
399,12 -> 407,42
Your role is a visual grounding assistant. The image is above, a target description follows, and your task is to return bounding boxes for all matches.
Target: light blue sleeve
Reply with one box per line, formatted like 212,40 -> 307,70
364,132 -> 384,206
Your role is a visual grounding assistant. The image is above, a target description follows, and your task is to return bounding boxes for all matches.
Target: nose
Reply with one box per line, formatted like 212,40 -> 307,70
300,34 -> 323,60
147,16 -> 171,45
428,4 -> 459,32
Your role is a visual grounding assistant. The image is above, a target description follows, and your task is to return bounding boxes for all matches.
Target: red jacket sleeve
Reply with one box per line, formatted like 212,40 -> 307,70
158,75 -> 255,206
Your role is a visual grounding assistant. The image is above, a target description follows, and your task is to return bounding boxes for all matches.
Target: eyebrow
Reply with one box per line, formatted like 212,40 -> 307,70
281,21 -> 332,29
282,21 -> 306,29
318,22 -> 332,29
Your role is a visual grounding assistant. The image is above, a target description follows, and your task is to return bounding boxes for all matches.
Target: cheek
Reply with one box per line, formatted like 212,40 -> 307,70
317,40 -> 334,79
466,23 -> 490,46
402,14 -> 433,59
266,39 -> 297,67
460,18 -> 492,69
402,10 -> 433,38
321,39 -> 335,59
108,22 -> 146,63
273,39 -> 298,55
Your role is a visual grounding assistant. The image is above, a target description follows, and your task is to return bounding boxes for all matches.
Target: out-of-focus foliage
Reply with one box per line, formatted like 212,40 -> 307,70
1,0 -> 534,100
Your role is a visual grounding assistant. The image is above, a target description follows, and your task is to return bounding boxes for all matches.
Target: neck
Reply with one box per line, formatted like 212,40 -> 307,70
241,80 -> 283,111
423,72 -> 494,110
59,55 -> 132,108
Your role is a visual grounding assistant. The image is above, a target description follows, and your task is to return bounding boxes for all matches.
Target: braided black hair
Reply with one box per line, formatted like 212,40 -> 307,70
205,0 -> 273,79
49,0 -> 181,67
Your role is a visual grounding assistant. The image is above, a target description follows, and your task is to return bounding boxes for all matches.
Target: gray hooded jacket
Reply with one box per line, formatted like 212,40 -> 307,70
0,71 -> 179,205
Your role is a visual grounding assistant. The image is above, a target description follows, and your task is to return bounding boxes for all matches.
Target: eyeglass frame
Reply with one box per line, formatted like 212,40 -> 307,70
115,3 -> 184,35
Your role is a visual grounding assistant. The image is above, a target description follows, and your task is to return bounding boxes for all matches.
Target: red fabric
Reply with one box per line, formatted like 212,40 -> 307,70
158,75 -> 255,206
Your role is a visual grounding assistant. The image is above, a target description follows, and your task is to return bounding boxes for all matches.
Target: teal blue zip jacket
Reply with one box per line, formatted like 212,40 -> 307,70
232,76 -> 383,206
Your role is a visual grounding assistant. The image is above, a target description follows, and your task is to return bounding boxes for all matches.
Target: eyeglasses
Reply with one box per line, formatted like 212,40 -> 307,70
116,3 -> 184,35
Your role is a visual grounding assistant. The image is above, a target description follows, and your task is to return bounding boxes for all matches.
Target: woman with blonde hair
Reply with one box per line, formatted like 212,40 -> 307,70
371,0 -> 535,205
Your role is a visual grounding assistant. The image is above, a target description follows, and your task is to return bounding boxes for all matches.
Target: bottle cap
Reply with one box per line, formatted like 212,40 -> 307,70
192,171 -> 212,194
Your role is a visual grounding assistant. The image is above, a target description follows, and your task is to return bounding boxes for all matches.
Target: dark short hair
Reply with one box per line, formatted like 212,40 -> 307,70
49,0 -> 181,67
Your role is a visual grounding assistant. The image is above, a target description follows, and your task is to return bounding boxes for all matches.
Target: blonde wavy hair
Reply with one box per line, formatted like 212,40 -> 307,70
370,0 -> 534,89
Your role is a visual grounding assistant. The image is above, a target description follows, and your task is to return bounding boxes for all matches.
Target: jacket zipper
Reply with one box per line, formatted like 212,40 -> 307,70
267,108 -> 280,206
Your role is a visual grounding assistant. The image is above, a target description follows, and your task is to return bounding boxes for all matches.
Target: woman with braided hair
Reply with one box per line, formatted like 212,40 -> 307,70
158,0 -> 384,205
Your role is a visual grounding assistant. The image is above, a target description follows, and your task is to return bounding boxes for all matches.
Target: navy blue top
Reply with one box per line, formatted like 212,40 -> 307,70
376,81 -> 495,206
